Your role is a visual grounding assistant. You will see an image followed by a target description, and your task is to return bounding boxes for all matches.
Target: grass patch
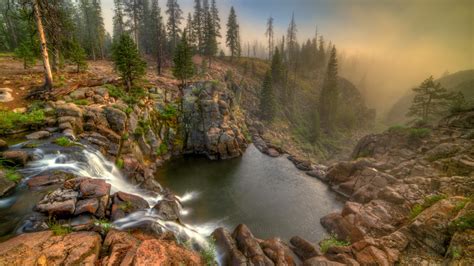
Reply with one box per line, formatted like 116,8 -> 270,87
0,109 -> 45,135
408,128 -> 431,140
115,158 -> 124,169
450,246 -> 462,259
410,194 -> 447,219
155,143 -> 168,156
73,99 -> 90,105
319,234 -> 351,254
105,84 -> 125,99
449,211 -> 474,232
54,137 -> 73,147
48,220 -> 72,236
94,218 -> 112,233
159,104 -> 179,120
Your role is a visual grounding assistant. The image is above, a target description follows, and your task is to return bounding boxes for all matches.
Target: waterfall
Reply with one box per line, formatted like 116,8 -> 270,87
20,142 -> 212,249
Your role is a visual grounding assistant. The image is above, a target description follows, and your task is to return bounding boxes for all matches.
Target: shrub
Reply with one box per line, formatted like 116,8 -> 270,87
116,158 -> 124,169
105,84 -> 125,99
449,211 -> 474,232
408,128 -> 431,140
319,234 -> 351,254
159,104 -> 178,120
95,218 -> 113,233
0,109 -> 45,135
54,137 -> 73,147
48,220 -> 72,236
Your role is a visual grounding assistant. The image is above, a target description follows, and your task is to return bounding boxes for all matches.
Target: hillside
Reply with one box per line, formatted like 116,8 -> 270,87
386,69 -> 474,125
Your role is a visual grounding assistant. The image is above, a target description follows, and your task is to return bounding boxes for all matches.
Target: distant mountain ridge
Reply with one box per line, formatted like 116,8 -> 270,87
385,69 -> 474,125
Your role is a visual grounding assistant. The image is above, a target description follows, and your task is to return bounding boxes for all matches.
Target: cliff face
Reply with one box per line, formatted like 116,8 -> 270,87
316,109 -> 474,265
182,81 -> 248,160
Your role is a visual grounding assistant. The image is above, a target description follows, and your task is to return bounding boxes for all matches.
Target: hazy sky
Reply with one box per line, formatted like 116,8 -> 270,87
101,0 -> 473,111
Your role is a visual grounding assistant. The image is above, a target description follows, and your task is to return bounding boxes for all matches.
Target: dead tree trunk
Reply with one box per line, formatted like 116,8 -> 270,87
33,0 -> 53,90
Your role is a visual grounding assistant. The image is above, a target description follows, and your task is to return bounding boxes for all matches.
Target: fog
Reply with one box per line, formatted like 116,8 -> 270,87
100,0 -> 473,113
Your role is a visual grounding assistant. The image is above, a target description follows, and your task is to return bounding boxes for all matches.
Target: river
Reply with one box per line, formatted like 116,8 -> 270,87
157,144 -> 343,242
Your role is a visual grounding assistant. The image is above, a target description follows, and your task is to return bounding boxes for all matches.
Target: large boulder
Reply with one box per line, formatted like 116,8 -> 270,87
290,236 -> 321,261
182,82 -> 248,160
153,199 -> 181,221
56,103 -> 83,118
1,150 -> 29,166
212,227 -> 247,265
0,139 -> 8,151
110,191 -> 149,221
25,130 -> 51,140
232,224 -> 274,265
0,231 -> 101,265
104,106 -> 127,132
35,188 -> 78,216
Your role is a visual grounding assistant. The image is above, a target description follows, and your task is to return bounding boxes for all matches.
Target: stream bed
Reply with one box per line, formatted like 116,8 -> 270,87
157,144 -> 343,242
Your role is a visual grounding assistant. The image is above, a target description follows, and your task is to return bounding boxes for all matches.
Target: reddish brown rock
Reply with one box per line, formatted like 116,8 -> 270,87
80,178 -> 111,198
212,227 -> 247,265
1,150 -> 29,166
303,256 -> 345,266
232,224 -> 274,265
354,245 -> 390,266
110,191 -> 149,221
74,198 -> 99,215
261,238 -> 297,265
27,174 -> 63,188
133,239 -> 203,265
0,231 -> 101,265
290,236 -> 321,261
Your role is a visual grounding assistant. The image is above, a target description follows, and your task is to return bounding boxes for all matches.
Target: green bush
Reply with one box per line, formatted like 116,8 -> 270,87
159,104 -> 178,120
0,109 -> 45,135
48,220 -> 72,236
116,158 -> 124,169
54,137 -> 73,147
319,234 -> 351,254
156,143 -> 168,156
200,237 -> 217,266
94,218 -> 112,233
105,84 -> 126,99
449,211 -> 474,232
408,128 -> 431,140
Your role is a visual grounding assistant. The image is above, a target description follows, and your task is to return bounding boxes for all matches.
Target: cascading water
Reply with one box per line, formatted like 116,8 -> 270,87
15,140 -> 213,249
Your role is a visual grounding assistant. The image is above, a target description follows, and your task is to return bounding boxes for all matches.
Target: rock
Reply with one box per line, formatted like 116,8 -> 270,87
0,231 -> 101,265
74,198 -> 99,215
56,103 -> 83,118
290,236 -> 321,261
266,148 -> 280,157
134,238 -> 203,265
110,191 -> 149,221
0,170 -> 15,197
35,188 -> 78,216
101,230 -> 141,265
104,106 -> 127,132
212,227 -> 248,265
354,246 -> 390,266
320,212 -> 364,243
306,169 -> 327,181
27,174 -> 64,188
26,130 -> 51,140
69,88 -> 87,99
0,87 -> 13,102
0,139 -> 8,151
1,150 -> 29,166
79,178 -> 111,198
153,199 -> 180,221
232,224 -> 274,265
303,256 -> 345,266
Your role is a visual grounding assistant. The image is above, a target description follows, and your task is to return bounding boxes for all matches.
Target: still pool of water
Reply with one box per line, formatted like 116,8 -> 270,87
157,144 -> 343,242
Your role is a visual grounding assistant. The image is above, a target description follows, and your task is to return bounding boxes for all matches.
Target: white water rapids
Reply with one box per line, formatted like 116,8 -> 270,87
17,143 -> 214,250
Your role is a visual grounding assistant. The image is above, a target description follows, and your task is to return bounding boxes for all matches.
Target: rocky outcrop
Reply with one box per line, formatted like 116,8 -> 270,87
183,82 -> 248,160
0,169 -> 15,197
315,109 -> 474,264
0,231 -> 101,265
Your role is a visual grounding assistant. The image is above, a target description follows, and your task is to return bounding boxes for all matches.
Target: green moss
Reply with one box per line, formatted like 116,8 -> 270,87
116,158 -> 124,169
5,169 -> 22,182
73,99 -> 90,105
319,234 -> 351,254
449,211 -> 474,232
155,143 -> 168,156
118,201 -> 133,211
450,246 -> 462,259
410,194 -> 447,219
54,137 -> 73,147
159,104 -> 178,120
200,237 -> 217,266
0,109 -> 45,135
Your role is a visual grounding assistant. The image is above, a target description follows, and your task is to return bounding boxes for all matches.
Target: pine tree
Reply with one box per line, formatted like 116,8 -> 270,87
185,12 -> 195,49
68,39 -> 87,73
226,6 -> 241,60
166,0 -> 183,52
112,34 -> 146,91
407,76 -> 456,122
308,108 -> 321,143
113,0 -> 125,40
286,13 -> 298,65
319,45 -> 338,131
172,32 -> 195,86
260,70 -> 276,121
210,0 -> 220,38
14,39 -> 37,69
149,0 -> 167,75
317,35 -> 326,68
192,0 -> 203,54
271,47 -> 284,84
265,16 -> 274,60
203,1 -> 217,67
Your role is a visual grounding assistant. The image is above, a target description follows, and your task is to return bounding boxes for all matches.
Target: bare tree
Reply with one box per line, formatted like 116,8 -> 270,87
33,0 -> 53,89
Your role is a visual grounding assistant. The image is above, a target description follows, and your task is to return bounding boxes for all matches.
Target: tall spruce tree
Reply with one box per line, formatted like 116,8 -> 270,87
319,45 -> 338,131
260,70 -> 276,121
203,1 -> 217,67
113,0 -> 125,40
407,76 -> 456,122
210,0 -> 220,38
286,13 -> 298,65
149,0 -> 167,74
166,0 -> 183,53
112,34 -> 146,91
172,32 -> 195,86
265,16 -> 274,60
226,6 -> 241,60
192,0 -> 203,54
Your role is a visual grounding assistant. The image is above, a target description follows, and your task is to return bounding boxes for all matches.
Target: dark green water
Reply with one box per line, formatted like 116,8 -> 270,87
156,144 -> 343,242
